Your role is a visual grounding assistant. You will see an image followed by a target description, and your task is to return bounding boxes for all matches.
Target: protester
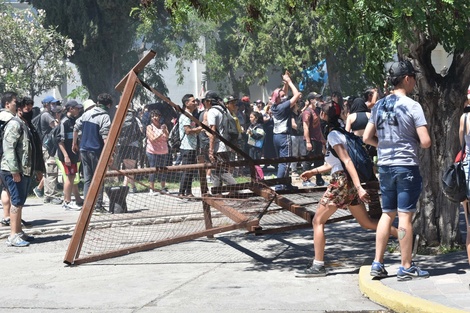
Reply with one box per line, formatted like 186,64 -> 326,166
246,111 -> 265,160
364,60 -> 431,281
73,95 -> 112,213
271,71 -> 301,191
296,102 -> 397,277
0,92 -> 40,246
57,100 -> 83,211
178,94 -> 202,197
146,110 -> 169,195
302,92 -> 325,186
459,92 -> 470,265
38,96 -> 63,205
207,91 -> 237,188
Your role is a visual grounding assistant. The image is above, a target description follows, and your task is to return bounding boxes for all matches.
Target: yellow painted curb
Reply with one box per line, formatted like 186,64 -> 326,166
358,266 -> 467,313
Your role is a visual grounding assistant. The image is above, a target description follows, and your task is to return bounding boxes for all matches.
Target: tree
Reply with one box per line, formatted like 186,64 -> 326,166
138,0 -> 470,248
25,0 -> 169,103
0,4 -> 74,98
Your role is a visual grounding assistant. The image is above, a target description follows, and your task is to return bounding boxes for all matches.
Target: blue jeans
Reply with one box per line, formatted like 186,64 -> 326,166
378,166 -> 422,213
146,153 -> 168,183
81,150 -> 104,206
0,171 -> 31,206
273,133 -> 291,179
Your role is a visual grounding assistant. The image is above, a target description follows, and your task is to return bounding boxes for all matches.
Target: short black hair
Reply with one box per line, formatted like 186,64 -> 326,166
1,91 -> 18,108
181,94 -> 194,107
97,93 -> 113,107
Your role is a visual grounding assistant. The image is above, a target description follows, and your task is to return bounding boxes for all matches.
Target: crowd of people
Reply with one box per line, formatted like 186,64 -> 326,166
1,60 -> 462,285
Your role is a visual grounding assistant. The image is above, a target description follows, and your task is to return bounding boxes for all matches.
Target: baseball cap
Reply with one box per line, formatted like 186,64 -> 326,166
50,104 -> 63,113
224,95 -> 238,103
65,100 -> 83,109
201,90 -> 219,101
42,95 -> 60,104
307,92 -> 321,101
388,60 -> 419,78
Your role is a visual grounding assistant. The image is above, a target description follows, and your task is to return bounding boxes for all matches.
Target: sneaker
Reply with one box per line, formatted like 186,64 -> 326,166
33,186 -> 44,198
94,206 -> 109,214
370,261 -> 388,278
206,176 -> 213,184
149,189 -> 155,195
63,201 -> 82,211
397,263 -> 430,281
1,218 -> 10,226
19,231 -> 34,242
295,264 -> 327,277
302,180 -> 316,187
161,187 -> 169,194
50,198 -> 63,205
6,233 -> 30,247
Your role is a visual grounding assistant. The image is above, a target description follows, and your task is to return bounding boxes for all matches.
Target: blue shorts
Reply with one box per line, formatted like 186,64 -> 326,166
0,171 -> 31,207
378,166 -> 422,213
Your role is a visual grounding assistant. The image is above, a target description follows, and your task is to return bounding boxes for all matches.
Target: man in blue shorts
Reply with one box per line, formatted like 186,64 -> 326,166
0,92 -> 39,247
364,60 -> 431,281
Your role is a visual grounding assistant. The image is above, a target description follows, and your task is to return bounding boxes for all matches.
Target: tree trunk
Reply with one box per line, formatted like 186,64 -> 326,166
408,40 -> 470,247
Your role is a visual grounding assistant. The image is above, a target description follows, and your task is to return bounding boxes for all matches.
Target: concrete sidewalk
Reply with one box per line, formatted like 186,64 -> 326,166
0,196 -> 468,312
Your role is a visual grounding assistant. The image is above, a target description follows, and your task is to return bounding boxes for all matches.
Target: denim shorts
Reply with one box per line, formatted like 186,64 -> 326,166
0,171 -> 31,207
378,166 -> 422,213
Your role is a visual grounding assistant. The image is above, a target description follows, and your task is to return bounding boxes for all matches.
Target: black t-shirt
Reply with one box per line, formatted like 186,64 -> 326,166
57,115 -> 79,164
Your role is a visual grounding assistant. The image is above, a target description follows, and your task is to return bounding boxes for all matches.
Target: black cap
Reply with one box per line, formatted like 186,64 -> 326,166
389,60 -> 419,78
202,90 -> 219,101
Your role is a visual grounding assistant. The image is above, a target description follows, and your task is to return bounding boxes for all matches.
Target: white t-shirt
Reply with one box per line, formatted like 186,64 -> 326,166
207,106 -> 227,153
325,130 -> 346,174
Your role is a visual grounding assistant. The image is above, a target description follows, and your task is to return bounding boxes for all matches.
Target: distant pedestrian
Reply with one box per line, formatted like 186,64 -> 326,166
146,110 -> 169,195
459,92 -> 470,265
364,60 -> 431,281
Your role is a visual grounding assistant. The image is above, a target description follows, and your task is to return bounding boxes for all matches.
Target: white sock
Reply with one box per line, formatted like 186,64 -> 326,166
313,259 -> 324,266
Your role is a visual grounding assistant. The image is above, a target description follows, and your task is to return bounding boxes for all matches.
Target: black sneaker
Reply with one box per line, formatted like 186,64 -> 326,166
1,218 -> 10,226
94,206 -> 109,214
295,264 -> 327,277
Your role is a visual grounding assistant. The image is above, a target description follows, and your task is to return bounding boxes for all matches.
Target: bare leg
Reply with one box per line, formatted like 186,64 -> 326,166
349,203 -> 398,238
374,211 -> 396,263
398,211 -> 414,269
312,203 -> 337,262
63,174 -> 73,203
10,205 -> 22,236
2,190 -> 10,220
72,184 -> 83,203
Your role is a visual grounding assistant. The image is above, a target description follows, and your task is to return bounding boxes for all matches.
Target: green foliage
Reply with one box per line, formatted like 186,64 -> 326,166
0,4 -> 74,97
27,0 -> 169,103
67,85 -> 89,101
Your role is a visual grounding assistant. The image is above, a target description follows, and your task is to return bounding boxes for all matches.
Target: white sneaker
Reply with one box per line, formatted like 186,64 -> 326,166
63,201 -> 82,211
149,189 -> 159,196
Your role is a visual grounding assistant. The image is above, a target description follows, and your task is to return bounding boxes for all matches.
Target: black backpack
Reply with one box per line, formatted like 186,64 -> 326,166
328,127 -> 374,183
213,106 -> 239,141
118,111 -> 143,147
31,112 -> 45,139
168,116 -> 184,151
43,125 -> 60,156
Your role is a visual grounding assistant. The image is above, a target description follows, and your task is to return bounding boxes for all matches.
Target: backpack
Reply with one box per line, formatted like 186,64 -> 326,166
31,112 -> 45,139
213,106 -> 239,141
168,116 -> 184,151
293,112 -> 304,136
118,111 -> 143,147
43,125 -> 60,156
328,127 -> 374,183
